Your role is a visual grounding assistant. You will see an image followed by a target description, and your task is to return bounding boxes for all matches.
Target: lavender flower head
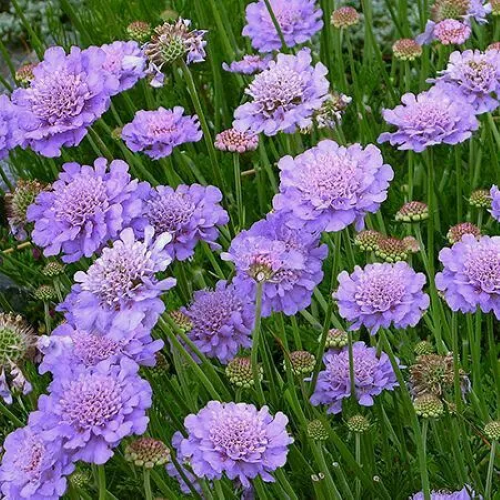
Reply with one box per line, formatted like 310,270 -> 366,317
35,357 -> 151,464
243,0 -> 323,52
490,185 -> 500,220
182,281 -> 255,364
436,234 -> 500,317
60,226 -> 176,333
432,50 -> 500,114
233,48 -> 329,136
222,55 -> 273,74
135,183 -> 229,261
0,424 -> 74,499
310,341 -> 398,414
0,95 -> 20,159
27,158 -> 145,263
222,212 -> 328,317
378,85 -> 479,152
334,262 -> 430,334
179,401 -> 293,487
122,106 -> 202,159
12,46 -> 118,157
273,140 -> 394,232
411,486 -> 479,499
38,322 -> 163,377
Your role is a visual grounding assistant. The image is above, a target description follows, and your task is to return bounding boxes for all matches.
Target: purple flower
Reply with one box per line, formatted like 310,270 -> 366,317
12,46 -> 118,157
182,281 -> 255,364
223,55 -> 273,74
233,48 -> 329,136
133,183 -> 229,261
434,19 -> 472,45
27,158 -> 145,263
273,140 -> 394,233
310,342 -> 398,414
436,234 -> 500,317
490,185 -> 500,220
432,50 -> 500,114
0,95 -> 20,159
122,106 -> 202,159
222,212 -> 328,317
334,262 -> 430,334
242,0 -> 323,52
38,322 -> 163,377
411,486 -> 479,499
378,85 -> 479,152
35,357 -> 151,464
60,226 -> 176,334
0,424 -> 74,500
178,401 -> 293,488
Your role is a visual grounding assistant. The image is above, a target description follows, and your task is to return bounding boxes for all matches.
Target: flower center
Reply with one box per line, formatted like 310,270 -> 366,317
72,332 -> 123,366
146,192 -> 196,235
327,349 -> 379,383
463,247 -> 500,293
16,437 -> 44,480
405,102 -> 452,131
355,270 -> 406,311
463,60 -> 495,90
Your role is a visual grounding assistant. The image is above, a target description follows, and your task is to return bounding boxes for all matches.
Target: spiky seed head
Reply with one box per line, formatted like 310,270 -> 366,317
347,415 -> 370,433
307,420 -> 329,441
0,313 -> 36,365
414,394 -> 444,418
125,438 -> 171,468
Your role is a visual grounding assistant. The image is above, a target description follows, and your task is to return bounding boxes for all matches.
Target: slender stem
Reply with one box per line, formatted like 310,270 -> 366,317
251,281 -> 265,404
262,0 -> 288,51
355,433 -> 361,500
347,330 -> 357,403
233,154 -> 243,229
43,301 -> 51,335
421,420 -> 430,500
143,469 -> 153,500
94,465 -> 107,500
485,440 -> 496,500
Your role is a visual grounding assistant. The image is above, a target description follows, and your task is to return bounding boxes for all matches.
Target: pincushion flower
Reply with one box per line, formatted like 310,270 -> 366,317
35,357 -> 151,464
436,234 -> 500,317
378,85 -> 479,152
0,424 -> 74,499
222,212 -> 328,317
0,94 -> 20,159
432,50 -> 500,114
334,262 -> 430,334
435,19 -> 471,44
182,281 -> 255,364
490,185 -> 500,220
411,486 -> 478,499
122,106 -> 202,159
38,322 -> 163,377
233,48 -> 329,136
242,0 -> 323,52
310,342 -> 398,414
12,46 -> 118,157
178,401 -> 293,487
27,158 -> 145,263
222,55 -> 273,74
273,140 -> 394,232
60,226 -> 176,333
134,183 -> 229,261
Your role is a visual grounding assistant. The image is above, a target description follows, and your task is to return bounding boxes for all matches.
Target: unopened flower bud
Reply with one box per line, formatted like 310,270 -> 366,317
125,438 -> 171,468
347,415 -> 370,433
484,421 -> 500,441
287,350 -> 316,375
307,419 -> 329,441
414,394 -> 444,418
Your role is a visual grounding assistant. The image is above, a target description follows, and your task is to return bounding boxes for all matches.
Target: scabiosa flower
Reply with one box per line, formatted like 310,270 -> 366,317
243,0 -> 323,52
27,158 -> 144,263
0,94 -> 20,159
378,85 -> 479,152
393,39 -> 423,60
135,183 -> 228,261
178,401 -> 293,487
61,226 -> 176,333
181,281 -> 254,364
233,48 -> 329,136
12,46 -> 118,158
122,106 -> 202,159
435,19 -> 472,44
436,234 -> 500,317
214,128 -> 259,153
273,140 -> 393,232
334,262 -> 430,334
222,54 -> 273,74
36,357 -> 152,464
490,185 -> 500,220
433,50 -> 500,113
222,212 -> 328,317
447,222 -> 481,244
411,486 -> 478,499
127,21 -> 152,42
310,342 -> 398,413
488,42 -> 500,51
0,424 -> 74,499
331,6 -> 360,29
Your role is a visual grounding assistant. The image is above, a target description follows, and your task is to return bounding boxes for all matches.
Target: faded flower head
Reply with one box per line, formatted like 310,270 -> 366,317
324,328 -> 349,349
127,21 -> 152,42
243,0 -> 323,52
61,226 -> 176,334
15,62 -> 37,84
222,55 -> 273,74
393,39 -> 423,61
379,85 -> 479,152
470,188 -> 491,208
222,211 -> 328,317
334,262 -> 430,334
135,183 -> 228,261
178,401 -> 293,487
0,95 -> 20,160
436,234 -> 500,317
12,46 -> 118,157
36,358 -> 152,464
331,7 -> 360,28
226,356 -> 259,388
214,128 -> 259,153
233,48 -> 329,136
434,19 -> 471,45
310,342 -> 398,414
414,394 -> 445,418
125,438 -> 170,468
273,140 -> 393,232
447,222 -> 481,244
27,158 -> 144,263
122,106 -> 202,159
309,91 -> 352,130
396,201 -> 429,222
354,229 -> 383,252
182,281 -> 255,364
490,185 -> 500,221
432,0 -> 470,20
5,179 -> 47,241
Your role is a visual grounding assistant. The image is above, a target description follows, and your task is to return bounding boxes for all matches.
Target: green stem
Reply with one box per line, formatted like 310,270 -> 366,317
355,433 -> 361,500
421,420 -> 430,500
94,465 -> 107,500
485,440 -> 496,500
262,0 -> 288,51
233,154 -> 244,229
143,469 -> 153,500
251,281 -> 265,404
348,330 -> 357,404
